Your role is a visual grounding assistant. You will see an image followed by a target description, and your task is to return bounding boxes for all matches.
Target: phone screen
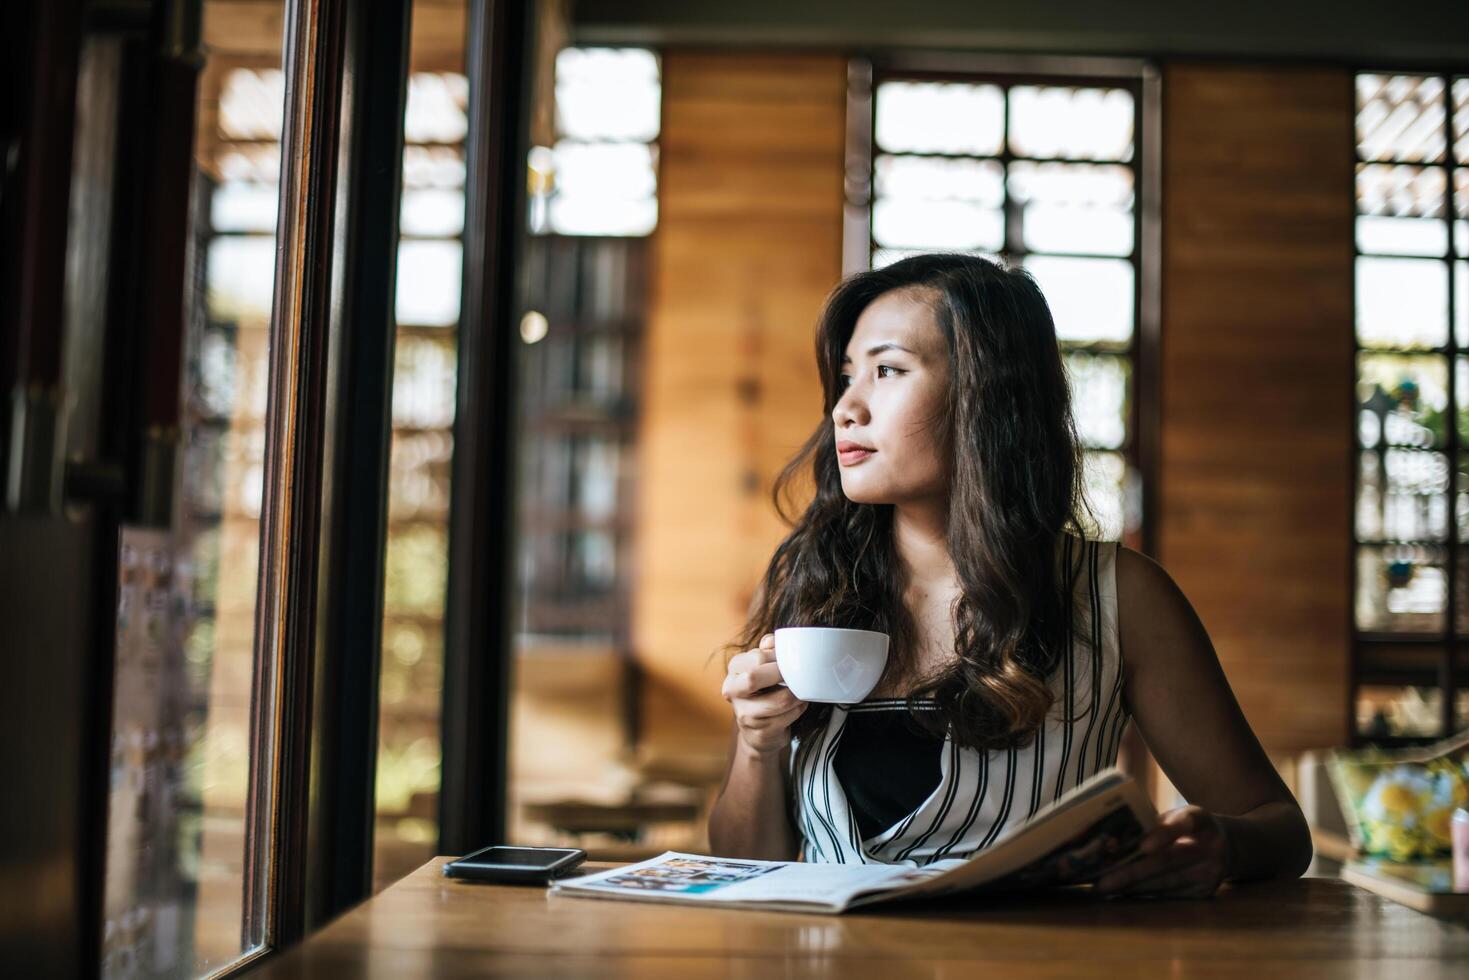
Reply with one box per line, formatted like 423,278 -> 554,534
443,844 -> 586,881
469,847 -> 572,867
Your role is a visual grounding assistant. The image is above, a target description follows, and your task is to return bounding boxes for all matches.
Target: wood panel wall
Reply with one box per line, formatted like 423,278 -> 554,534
633,51 -> 847,752
1158,64 -> 1354,755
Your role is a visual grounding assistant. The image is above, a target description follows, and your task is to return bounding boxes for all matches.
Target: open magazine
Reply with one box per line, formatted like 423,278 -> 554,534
549,766 -> 1157,914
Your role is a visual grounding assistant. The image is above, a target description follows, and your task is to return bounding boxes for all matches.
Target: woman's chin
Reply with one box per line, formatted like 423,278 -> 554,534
839,482 -> 890,505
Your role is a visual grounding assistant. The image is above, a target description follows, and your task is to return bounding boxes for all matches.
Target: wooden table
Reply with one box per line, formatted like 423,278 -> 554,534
252,858 -> 1469,977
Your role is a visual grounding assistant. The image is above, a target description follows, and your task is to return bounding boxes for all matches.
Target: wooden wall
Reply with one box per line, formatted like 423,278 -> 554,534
633,51 -> 846,752
1157,64 -> 1354,755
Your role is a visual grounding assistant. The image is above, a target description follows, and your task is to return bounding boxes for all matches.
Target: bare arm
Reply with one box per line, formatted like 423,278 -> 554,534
706,633 -> 806,861
706,723 -> 800,860
1097,546 -> 1313,895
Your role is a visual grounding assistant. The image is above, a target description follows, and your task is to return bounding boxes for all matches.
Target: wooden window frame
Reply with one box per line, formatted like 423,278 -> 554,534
1348,68 -> 1468,748
234,0 -> 415,967
848,51 -> 1162,559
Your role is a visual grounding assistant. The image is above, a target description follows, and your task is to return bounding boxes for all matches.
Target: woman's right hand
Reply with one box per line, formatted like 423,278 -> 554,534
722,633 -> 808,758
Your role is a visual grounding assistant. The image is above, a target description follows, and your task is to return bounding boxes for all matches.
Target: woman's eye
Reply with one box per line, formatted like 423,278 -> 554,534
838,365 -> 901,389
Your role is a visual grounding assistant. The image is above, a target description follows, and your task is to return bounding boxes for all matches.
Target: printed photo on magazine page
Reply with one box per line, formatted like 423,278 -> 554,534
582,856 -> 783,895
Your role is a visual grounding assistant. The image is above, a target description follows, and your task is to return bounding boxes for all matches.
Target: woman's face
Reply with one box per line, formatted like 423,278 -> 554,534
832,287 -> 951,506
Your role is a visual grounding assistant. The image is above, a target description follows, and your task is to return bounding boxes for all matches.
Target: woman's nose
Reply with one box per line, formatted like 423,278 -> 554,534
832,388 -> 869,427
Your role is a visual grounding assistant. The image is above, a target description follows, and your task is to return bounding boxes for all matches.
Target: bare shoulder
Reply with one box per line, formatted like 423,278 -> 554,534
1114,543 -> 1175,604
1113,544 -> 1206,680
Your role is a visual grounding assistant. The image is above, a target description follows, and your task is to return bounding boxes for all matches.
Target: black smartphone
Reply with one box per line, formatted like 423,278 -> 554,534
441,844 -> 587,884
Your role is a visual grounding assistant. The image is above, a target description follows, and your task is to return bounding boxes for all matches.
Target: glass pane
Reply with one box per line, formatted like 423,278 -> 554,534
1355,163 -> 1447,256
1457,261 -> 1468,349
217,67 -> 284,140
874,154 -> 1004,206
1356,215 -> 1448,256
573,437 -> 622,521
576,333 -> 627,404
1022,255 -> 1134,344
400,188 -> 465,237
1064,351 -> 1129,451
1356,74 -> 1446,163
102,4 -> 285,976
392,333 -> 458,428
1356,685 -> 1445,738
1008,161 -> 1134,256
1081,451 -> 1126,540
571,528 -> 618,590
1458,358 -> 1469,447
213,143 -> 281,184
395,240 -> 463,326
403,72 -> 468,143
210,182 -> 279,233
383,526 -> 450,624
1453,78 -> 1469,163
1357,164 -> 1446,218
1008,86 -> 1134,162
374,23 -> 473,890
1354,448 -> 1450,541
387,431 -> 453,521
393,332 -> 455,426
871,153 -> 1005,249
514,243 -> 642,626
1355,257 -> 1448,349
1010,160 -> 1134,257
1356,352 -> 1448,450
555,47 -> 661,143
873,81 -> 1004,155
1455,167 -> 1468,254
1355,543 -> 1447,633
530,49 -> 661,238
402,145 -> 465,189
377,520 -> 448,884
547,140 -> 658,237
205,236 -> 277,321
871,197 -> 1003,251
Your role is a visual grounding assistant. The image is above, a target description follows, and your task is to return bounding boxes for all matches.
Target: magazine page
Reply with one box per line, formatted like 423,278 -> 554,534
851,772 -> 1157,908
551,852 -> 949,911
551,768 -> 1156,914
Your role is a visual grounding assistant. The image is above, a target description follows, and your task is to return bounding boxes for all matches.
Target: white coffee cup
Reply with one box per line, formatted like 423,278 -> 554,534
774,626 -> 890,704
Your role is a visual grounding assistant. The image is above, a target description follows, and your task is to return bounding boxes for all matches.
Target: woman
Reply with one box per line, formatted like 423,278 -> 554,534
706,253 -> 1312,899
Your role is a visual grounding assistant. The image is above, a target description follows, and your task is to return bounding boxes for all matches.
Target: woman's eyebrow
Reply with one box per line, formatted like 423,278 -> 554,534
841,342 -> 916,364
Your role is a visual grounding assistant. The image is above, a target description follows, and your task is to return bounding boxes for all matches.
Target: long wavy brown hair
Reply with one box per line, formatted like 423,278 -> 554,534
722,252 -> 1104,752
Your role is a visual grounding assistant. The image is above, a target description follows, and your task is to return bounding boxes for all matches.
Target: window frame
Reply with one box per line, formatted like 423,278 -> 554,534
847,52 -> 1162,558
1348,68 -> 1468,747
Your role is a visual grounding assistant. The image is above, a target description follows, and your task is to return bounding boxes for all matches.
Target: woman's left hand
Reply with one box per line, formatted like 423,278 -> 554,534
1094,805 -> 1230,899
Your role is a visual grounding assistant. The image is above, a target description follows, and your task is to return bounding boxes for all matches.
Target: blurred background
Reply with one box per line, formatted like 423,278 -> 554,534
4,0 -> 1469,976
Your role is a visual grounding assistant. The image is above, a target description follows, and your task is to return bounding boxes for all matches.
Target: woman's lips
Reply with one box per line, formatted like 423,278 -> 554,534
838,448 -> 875,466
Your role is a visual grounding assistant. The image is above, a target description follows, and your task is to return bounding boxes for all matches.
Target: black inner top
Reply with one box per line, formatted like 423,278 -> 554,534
831,702 -> 945,842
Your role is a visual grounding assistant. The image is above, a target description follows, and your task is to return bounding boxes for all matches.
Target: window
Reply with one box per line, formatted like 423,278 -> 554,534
517,47 -> 659,643
101,4 -> 287,974
528,46 -> 660,237
1351,72 -> 1469,742
372,0 -> 471,890
863,70 -> 1148,544
508,47 -> 659,849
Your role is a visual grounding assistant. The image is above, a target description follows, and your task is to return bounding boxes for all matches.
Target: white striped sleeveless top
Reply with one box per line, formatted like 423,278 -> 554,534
788,535 -> 1127,866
